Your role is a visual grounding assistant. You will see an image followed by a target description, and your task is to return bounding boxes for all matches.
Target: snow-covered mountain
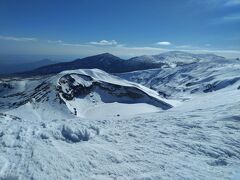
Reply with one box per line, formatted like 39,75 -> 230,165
0,51 -> 240,179
119,52 -> 240,99
128,51 -> 227,68
14,51 -> 234,77
0,69 -> 173,121
16,53 -> 164,76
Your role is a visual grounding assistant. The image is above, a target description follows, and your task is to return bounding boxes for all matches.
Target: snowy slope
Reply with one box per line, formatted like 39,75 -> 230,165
0,52 -> 240,179
119,53 -> 240,99
0,78 -> 239,180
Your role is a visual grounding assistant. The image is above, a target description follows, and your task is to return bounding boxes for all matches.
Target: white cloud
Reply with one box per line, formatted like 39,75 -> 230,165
223,13 -> 240,21
189,0 -> 240,9
90,40 -> 118,46
1,35 -> 239,58
156,41 -> 172,46
211,13 -> 240,25
0,35 -> 37,41
224,0 -> 240,6
47,40 -> 63,44
194,0 -> 240,6
46,39 -> 92,47
60,42 -> 93,48
211,13 -> 240,24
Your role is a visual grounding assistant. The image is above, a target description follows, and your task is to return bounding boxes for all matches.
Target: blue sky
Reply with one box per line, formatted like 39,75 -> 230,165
0,0 -> 240,60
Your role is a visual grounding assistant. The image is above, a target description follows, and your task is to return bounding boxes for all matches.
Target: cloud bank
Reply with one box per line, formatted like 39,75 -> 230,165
90,40 -> 118,46
0,35 -> 37,42
0,36 -> 239,58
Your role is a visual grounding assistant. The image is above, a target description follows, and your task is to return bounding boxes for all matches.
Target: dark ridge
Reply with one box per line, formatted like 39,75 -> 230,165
2,53 -> 164,78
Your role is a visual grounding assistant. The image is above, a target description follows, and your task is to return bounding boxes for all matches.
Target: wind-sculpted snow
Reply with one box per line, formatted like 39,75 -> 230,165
0,86 -> 239,179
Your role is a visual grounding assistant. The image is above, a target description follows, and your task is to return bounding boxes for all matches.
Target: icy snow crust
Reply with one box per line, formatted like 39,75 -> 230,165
0,54 -> 240,179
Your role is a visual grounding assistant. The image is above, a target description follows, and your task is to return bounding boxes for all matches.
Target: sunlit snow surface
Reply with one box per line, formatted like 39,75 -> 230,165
0,56 -> 240,179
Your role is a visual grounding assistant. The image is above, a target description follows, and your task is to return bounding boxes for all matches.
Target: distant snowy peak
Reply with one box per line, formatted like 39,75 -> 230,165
129,55 -> 157,63
154,51 -> 225,61
118,52 -> 240,99
129,51 -> 226,67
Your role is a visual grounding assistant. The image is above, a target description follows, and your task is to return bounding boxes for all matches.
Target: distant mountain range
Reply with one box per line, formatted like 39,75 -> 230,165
17,53 -> 165,76
1,51 -> 234,77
